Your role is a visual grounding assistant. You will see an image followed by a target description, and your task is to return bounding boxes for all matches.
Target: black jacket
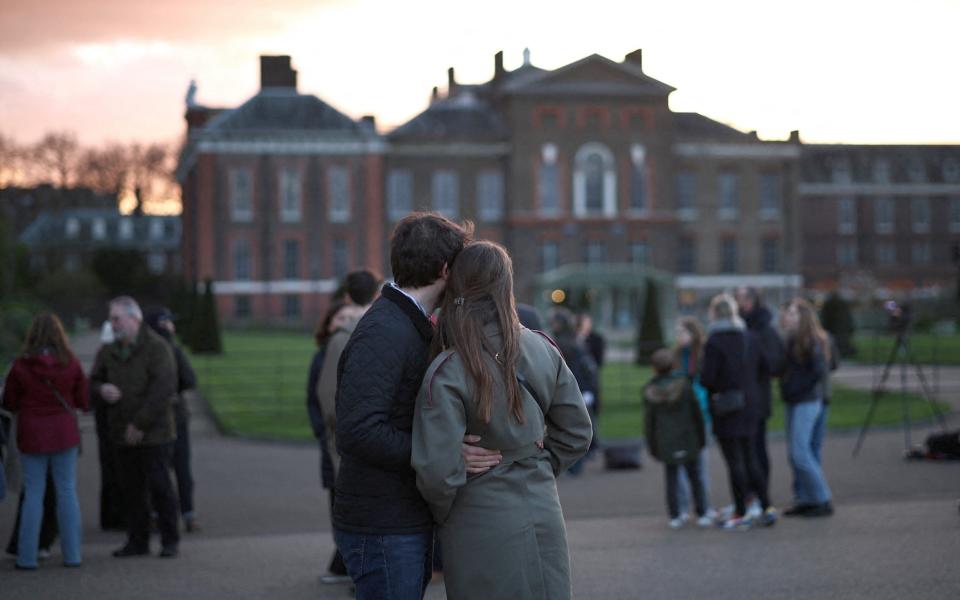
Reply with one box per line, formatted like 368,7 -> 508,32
306,348 -> 335,489
780,338 -> 828,405
700,323 -> 768,439
554,334 -> 598,397
333,285 -> 434,534
644,374 -> 705,465
742,306 -> 785,420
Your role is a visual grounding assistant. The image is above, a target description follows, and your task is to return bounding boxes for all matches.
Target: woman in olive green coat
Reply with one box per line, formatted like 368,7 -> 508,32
412,241 -> 593,600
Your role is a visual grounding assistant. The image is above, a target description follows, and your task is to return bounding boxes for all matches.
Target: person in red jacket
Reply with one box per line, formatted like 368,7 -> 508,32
2,313 -> 89,570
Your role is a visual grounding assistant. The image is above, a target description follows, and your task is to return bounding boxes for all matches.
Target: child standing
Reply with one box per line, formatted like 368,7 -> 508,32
644,348 -> 710,529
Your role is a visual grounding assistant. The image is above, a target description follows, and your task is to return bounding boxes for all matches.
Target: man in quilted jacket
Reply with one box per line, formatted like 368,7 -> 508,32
333,213 -> 471,600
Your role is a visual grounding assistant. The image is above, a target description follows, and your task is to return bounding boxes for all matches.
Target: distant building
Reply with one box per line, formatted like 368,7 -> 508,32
1,185 -> 116,236
178,52 -> 805,326
799,146 -> 960,300
19,208 -> 181,276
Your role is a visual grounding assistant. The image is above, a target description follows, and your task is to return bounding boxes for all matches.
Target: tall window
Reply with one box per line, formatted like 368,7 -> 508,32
283,239 -> 300,279
759,173 -> 781,219
327,166 -> 350,223
431,170 -> 459,219
476,171 -> 504,222
234,296 -> 251,319
677,238 -> 696,273
720,238 -> 738,273
65,217 -> 80,239
876,243 -> 896,266
119,217 -> 134,240
630,241 -> 649,265
284,295 -> 301,319
911,242 -> 931,265
675,171 -> 697,220
541,241 -> 559,272
951,197 -> 960,233
573,143 -> 616,217
279,168 -> 302,223
92,218 -> 107,240
837,242 -> 858,267
910,197 -> 930,233
762,239 -> 779,273
333,239 -> 349,279
229,168 -> 253,222
875,196 -> 894,234
838,196 -> 856,234
387,169 -> 413,221
718,172 -> 739,220
149,219 -> 164,240
585,241 -> 606,265
234,239 -> 251,280
629,144 -> 647,213
539,144 -> 560,216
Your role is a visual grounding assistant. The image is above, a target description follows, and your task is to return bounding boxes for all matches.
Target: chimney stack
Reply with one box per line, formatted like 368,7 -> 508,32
624,49 -> 643,70
260,55 -> 298,90
494,50 -> 505,80
447,67 -> 457,95
789,130 -> 801,143
431,86 -> 439,103
361,115 -> 376,133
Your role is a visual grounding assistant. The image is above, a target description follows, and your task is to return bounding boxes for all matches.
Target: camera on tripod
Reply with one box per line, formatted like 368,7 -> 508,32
883,300 -> 911,335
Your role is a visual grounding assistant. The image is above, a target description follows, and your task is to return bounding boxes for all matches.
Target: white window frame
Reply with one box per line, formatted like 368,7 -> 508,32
717,172 -> 739,221
676,171 -> 698,221
573,143 -> 616,218
119,217 -> 134,240
910,197 -> 930,234
476,171 -> 504,222
234,238 -> 251,281
759,173 -> 781,220
279,168 -> 302,223
65,217 -> 80,239
539,143 -> 561,217
629,144 -> 648,214
838,196 -> 856,234
387,169 -> 413,221
431,170 -> 459,219
875,196 -> 894,235
327,166 -> 350,223
229,168 -> 254,222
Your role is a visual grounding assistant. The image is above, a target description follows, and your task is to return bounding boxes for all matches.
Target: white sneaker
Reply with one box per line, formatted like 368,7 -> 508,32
696,515 -> 714,527
668,517 -> 686,529
746,500 -> 763,520
717,504 -> 735,521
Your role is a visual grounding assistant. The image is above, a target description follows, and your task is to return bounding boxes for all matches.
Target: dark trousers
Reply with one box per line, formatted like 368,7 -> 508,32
6,470 -> 58,554
752,419 -> 770,493
327,491 -> 347,575
118,444 -> 180,549
96,409 -> 126,531
172,411 -> 194,517
718,436 -> 770,517
665,458 -> 706,519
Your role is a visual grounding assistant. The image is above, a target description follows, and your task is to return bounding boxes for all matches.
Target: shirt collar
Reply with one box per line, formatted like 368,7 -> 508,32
388,282 -> 429,317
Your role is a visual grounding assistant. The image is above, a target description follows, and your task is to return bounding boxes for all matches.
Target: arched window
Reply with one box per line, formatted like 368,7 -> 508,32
573,143 -> 616,217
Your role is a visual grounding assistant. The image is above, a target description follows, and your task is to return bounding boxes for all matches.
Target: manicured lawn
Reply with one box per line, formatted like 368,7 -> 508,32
192,331 -> 951,442
851,333 -> 960,365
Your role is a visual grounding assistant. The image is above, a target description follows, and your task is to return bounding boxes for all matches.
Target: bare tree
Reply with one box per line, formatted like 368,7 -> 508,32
0,133 -> 21,187
129,142 -> 173,214
76,143 -> 130,197
34,131 -> 79,188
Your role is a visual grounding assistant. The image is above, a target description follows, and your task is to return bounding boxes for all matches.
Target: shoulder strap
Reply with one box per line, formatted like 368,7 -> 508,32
43,378 -> 76,417
515,371 -> 546,419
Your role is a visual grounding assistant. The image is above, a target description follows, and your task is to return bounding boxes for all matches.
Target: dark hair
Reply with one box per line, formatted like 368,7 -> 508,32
390,212 -> 473,288
651,348 -> 676,375
314,301 -> 349,347
345,269 -> 380,306
673,316 -> 705,375
550,308 -> 577,339
23,312 -> 75,366
433,241 -> 523,424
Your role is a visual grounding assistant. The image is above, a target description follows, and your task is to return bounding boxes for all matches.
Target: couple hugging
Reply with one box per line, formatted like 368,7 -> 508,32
333,212 -> 593,600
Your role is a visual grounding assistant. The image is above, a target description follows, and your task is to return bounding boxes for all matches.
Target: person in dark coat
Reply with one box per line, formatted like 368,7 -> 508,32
146,306 -> 200,533
550,309 -> 598,475
307,300 -> 356,584
2,313 -> 88,569
90,296 -> 180,558
516,303 -> 543,330
333,213 -> 472,600
644,348 -> 708,529
577,312 -> 606,452
736,287 -> 785,514
700,294 -> 776,529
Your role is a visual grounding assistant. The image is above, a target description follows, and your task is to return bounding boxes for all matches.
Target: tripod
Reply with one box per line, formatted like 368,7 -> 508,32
852,327 -> 948,457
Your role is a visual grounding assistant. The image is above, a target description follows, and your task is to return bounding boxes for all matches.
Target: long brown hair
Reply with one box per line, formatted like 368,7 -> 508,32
433,241 -> 524,424
674,316 -> 705,375
23,313 -> 75,366
790,298 -> 831,364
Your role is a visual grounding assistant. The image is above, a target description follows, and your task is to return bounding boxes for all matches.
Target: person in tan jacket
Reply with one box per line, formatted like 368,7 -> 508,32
412,241 -> 593,600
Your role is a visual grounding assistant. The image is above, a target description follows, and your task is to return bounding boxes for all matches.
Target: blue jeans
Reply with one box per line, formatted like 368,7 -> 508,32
18,447 -> 82,567
787,400 -> 832,505
334,529 -> 433,600
676,445 -> 712,514
811,403 -> 829,465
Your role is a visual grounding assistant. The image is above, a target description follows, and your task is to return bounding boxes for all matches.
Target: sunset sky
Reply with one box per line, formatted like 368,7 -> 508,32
2,0 -> 959,149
